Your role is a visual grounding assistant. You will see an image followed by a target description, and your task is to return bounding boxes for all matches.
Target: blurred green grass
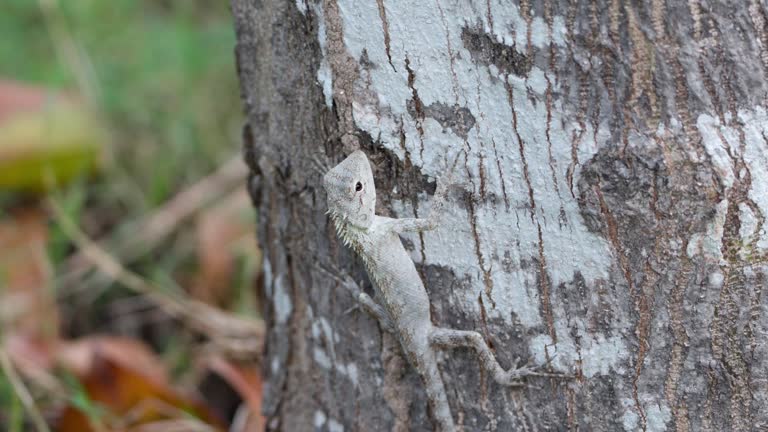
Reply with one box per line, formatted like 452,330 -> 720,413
0,1 -> 250,423
0,0 -> 244,278
0,0 -> 244,285
0,0 -> 242,207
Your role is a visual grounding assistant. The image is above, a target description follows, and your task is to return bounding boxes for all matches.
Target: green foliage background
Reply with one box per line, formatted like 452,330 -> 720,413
0,0 -> 242,206
0,2 -> 248,425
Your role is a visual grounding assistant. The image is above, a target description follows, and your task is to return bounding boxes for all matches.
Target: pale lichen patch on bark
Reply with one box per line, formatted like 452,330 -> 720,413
273,268 -> 294,324
530,327 -> 629,379
312,3 -> 334,108
697,108 -> 768,253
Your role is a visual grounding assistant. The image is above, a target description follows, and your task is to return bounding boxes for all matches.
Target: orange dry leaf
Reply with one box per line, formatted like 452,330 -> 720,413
55,337 -> 225,432
56,337 -> 170,385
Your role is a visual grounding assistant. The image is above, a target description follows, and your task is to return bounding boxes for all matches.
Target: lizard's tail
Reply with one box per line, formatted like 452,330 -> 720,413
418,350 -> 456,432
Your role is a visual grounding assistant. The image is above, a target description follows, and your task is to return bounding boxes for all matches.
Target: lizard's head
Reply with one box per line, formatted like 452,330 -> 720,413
323,150 -> 376,229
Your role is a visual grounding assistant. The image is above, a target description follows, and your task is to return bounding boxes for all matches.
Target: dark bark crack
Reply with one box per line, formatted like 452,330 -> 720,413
375,0 -> 396,72
505,80 -> 537,221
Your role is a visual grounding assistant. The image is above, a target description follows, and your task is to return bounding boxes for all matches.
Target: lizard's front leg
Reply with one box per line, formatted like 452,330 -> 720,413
429,327 -> 570,386
389,151 -> 463,234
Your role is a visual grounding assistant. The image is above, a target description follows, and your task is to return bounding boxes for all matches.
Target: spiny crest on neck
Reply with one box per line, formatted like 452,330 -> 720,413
329,210 -> 363,250
329,209 -> 384,287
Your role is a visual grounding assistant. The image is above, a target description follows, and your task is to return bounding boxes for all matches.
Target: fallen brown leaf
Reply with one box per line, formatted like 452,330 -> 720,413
56,338 -> 225,432
56,336 -> 169,386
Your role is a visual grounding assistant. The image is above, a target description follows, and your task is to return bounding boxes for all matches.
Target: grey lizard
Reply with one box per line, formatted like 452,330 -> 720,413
322,150 -> 568,431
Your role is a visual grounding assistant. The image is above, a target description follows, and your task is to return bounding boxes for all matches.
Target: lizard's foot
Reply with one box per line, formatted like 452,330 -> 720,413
508,365 -> 570,379
342,302 -> 362,315
503,354 -> 573,384
503,365 -> 574,386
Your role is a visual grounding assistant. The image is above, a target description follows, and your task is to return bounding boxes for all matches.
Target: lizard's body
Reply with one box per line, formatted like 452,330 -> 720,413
323,150 -> 567,431
336,215 -> 453,429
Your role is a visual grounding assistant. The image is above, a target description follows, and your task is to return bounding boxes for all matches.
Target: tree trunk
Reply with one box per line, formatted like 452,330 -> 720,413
231,0 -> 768,430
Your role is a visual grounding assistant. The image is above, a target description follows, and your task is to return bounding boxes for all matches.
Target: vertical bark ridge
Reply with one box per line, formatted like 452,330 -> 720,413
669,55 -> 700,154
490,136 -> 511,210
519,0 -> 533,59
600,0 -> 617,105
564,0 -> 582,198
375,0 -> 396,72
463,145 -> 496,309
710,13 -> 760,429
747,272 -> 765,361
594,181 -> 647,430
664,236 -> 694,431
566,386 -> 578,431
536,224 -> 557,343
404,56 -> 426,161
748,0 -> 768,102
402,59 -> 429,280
472,78 -> 510,210
688,0 -> 702,40
543,0 -> 566,223
565,68 -> 588,199
504,80 -> 537,220
434,0 -> 461,105
382,333 -> 414,432
626,3 -> 659,126
485,0 -> 494,33
477,150 -> 488,200
322,0 -> 360,145
475,295 -> 494,429
650,0 -> 666,40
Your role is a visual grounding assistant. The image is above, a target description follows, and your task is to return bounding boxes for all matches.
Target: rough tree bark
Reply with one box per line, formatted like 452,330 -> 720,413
231,0 -> 768,430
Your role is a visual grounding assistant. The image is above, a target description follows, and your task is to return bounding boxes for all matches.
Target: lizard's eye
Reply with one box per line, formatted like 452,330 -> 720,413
355,181 -> 363,192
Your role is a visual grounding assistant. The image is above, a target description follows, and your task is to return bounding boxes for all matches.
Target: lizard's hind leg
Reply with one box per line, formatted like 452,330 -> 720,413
429,327 -> 568,386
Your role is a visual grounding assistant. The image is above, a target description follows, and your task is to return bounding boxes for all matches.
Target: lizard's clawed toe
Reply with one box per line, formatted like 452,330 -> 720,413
502,365 -> 575,385
343,303 -> 362,315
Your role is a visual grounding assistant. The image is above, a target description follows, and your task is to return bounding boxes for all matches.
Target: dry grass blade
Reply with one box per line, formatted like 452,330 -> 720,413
121,157 -> 249,259
37,0 -> 101,107
0,345 -> 52,432
49,198 -> 264,359
60,156 -> 249,294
